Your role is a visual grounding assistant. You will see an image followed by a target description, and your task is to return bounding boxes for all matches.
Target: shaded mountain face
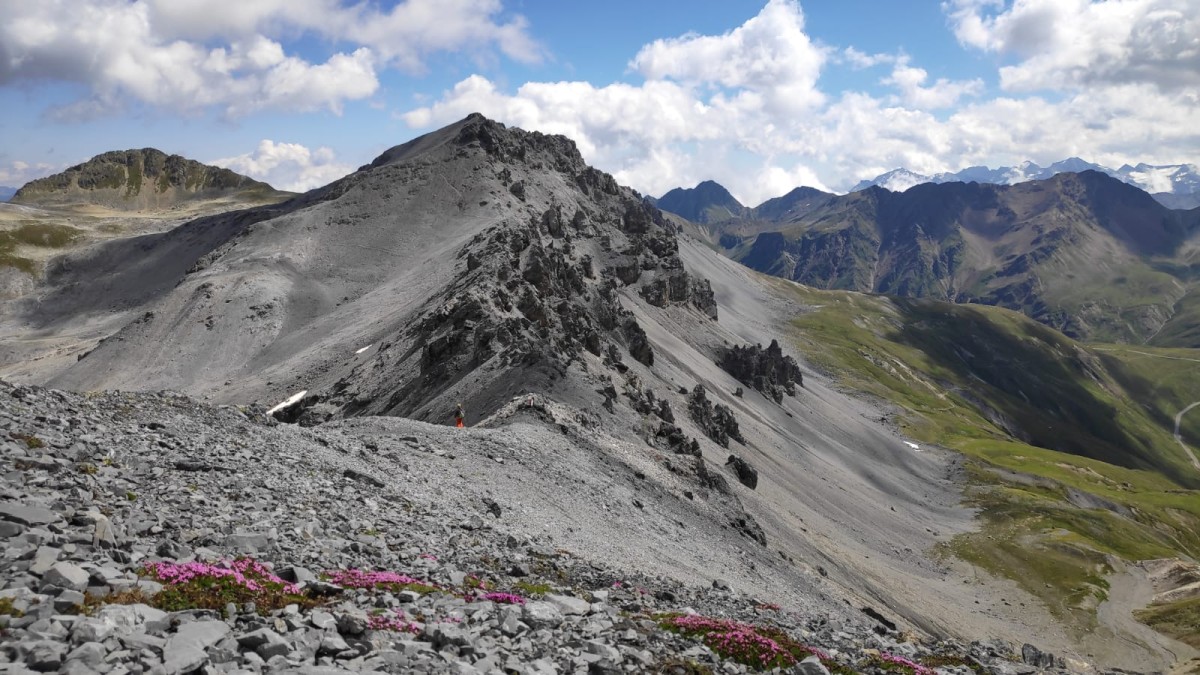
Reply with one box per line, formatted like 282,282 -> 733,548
656,182 -> 838,246
11,149 -> 287,210
656,180 -> 748,224
729,172 -> 1200,344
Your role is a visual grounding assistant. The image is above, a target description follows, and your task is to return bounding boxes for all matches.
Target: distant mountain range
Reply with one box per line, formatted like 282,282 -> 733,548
0,186 -> 16,202
852,158 -> 1200,209
657,171 -> 1200,346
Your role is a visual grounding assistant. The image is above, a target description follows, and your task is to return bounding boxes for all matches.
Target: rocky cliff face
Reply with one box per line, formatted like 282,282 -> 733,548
12,149 -> 285,210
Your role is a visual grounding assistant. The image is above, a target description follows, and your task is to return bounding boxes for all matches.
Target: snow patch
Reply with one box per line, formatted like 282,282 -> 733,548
266,390 -> 307,416
903,441 -> 921,451
355,345 -> 372,354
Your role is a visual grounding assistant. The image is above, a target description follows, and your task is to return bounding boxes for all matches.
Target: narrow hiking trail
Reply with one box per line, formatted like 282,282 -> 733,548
1175,401 -> 1200,472
1094,347 -> 1200,474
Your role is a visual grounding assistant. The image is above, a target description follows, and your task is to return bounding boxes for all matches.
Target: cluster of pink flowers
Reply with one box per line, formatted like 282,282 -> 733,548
143,559 -> 298,593
668,615 -> 793,667
367,613 -> 420,633
479,592 -> 526,605
879,653 -> 935,675
324,569 -> 434,589
418,553 -> 438,561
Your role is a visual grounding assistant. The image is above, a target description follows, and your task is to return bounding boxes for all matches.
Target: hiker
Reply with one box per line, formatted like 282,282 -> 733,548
454,403 -> 465,428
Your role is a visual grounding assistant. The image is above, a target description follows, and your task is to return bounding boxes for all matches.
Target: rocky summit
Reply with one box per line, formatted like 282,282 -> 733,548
11,150 -> 285,212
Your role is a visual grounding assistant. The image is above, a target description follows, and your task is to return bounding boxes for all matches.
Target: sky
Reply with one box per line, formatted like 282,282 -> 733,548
1,0 -> 1198,205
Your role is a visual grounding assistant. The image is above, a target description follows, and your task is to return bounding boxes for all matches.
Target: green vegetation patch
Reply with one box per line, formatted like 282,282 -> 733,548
1134,597 -> 1200,648
0,597 -> 24,617
1150,287 -> 1200,349
0,223 -> 84,275
511,580 -> 552,597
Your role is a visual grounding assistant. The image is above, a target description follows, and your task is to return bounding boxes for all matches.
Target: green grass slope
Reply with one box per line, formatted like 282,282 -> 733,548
777,280 -> 1200,637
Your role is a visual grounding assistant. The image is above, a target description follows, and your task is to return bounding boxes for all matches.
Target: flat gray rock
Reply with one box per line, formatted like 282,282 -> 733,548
0,502 -> 58,526
545,594 -> 591,616
521,602 -> 564,629
42,562 -> 89,592
163,620 -> 231,675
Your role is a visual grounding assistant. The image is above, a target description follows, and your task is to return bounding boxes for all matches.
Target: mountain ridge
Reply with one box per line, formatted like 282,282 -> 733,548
659,172 -> 1200,345
852,157 -> 1200,208
11,148 -> 289,211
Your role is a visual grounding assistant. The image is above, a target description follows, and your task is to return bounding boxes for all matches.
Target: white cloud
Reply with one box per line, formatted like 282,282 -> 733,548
0,161 -> 60,189
0,0 -> 540,117
142,0 -> 543,70
882,56 -> 983,109
630,0 -> 826,113
944,0 -> 1200,91
841,47 -> 895,69
212,140 -> 354,192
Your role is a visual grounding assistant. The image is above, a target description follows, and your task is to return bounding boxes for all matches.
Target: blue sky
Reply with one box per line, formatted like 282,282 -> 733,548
1,0 -> 1197,204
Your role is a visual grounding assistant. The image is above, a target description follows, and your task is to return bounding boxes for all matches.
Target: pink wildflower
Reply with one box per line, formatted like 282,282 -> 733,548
367,613 -> 421,633
480,592 -> 526,605
143,558 -> 298,594
324,569 -> 435,590
880,653 -> 935,675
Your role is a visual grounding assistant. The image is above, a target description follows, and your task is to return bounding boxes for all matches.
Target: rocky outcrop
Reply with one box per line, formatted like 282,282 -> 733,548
718,339 -> 803,404
687,385 -> 744,448
725,454 -> 758,489
639,271 -> 718,320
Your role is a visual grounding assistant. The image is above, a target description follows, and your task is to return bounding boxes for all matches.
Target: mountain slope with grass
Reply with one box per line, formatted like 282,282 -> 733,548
777,281 -> 1200,649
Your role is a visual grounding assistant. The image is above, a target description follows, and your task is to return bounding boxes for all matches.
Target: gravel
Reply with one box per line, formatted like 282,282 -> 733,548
0,379 -> 1096,675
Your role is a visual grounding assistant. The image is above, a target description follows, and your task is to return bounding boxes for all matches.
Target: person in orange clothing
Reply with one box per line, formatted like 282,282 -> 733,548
454,403 -> 466,428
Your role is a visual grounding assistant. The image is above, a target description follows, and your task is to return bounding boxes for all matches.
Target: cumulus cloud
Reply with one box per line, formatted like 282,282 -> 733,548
212,140 -> 354,192
840,47 -> 896,70
944,0 -> 1200,91
630,0 -> 826,113
143,0 -> 544,71
882,56 -> 984,108
0,161 -> 61,189
0,0 -> 540,117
